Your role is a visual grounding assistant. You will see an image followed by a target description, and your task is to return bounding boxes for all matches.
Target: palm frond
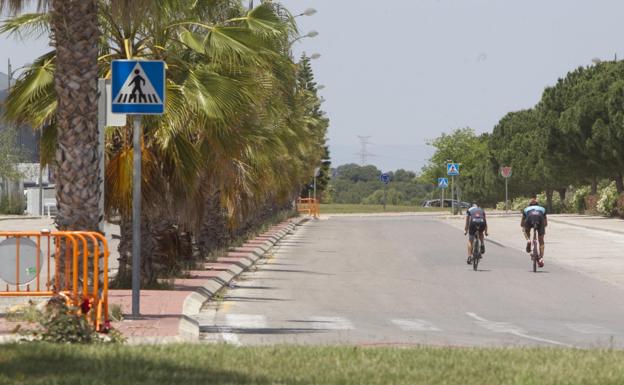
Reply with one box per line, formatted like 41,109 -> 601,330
0,12 -> 49,39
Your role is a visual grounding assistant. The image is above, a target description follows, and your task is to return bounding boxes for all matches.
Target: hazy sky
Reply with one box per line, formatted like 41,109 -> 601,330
2,1 -> 624,172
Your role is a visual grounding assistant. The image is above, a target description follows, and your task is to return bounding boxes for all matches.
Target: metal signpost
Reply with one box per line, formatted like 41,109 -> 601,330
447,163 -> 460,214
501,166 -> 512,213
313,167 -> 321,202
111,60 -> 165,317
380,173 -> 391,210
438,178 -> 448,208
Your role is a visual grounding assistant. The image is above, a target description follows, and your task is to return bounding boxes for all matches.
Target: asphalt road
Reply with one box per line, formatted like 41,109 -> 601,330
200,215 -> 624,348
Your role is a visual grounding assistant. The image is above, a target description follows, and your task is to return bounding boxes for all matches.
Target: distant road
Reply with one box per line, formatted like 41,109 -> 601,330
200,215 -> 624,348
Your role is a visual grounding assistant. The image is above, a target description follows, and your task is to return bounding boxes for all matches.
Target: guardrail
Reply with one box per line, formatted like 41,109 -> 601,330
0,230 -> 109,331
297,198 -> 320,218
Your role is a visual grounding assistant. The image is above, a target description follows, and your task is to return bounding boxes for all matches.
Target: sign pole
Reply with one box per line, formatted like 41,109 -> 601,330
451,175 -> 455,214
383,183 -> 387,210
505,177 -> 509,214
111,59 -> 164,319
132,116 -> 142,317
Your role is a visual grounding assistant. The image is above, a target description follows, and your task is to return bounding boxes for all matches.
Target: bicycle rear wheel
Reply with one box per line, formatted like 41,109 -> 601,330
532,239 -> 538,273
532,226 -> 539,272
473,238 -> 480,271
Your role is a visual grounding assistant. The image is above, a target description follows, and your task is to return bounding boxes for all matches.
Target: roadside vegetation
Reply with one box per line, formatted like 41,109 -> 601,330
323,164 -> 434,206
0,1 -> 329,285
421,60 -> 624,217
2,344 -> 624,385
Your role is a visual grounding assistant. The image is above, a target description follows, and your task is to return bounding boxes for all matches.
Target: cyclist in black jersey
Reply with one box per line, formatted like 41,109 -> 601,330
521,195 -> 547,267
464,203 -> 488,264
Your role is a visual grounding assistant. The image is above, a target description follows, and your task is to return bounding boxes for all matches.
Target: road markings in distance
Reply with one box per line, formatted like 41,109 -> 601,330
466,312 -> 573,347
225,314 -> 267,329
566,323 -> 613,334
221,331 -> 242,346
391,319 -> 442,332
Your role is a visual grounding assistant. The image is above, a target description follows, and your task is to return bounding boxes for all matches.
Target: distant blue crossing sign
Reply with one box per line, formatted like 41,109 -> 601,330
380,173 -> 391,184
438,178 -> 448,189
111,60 -> 165,114
447,163 -> 460,176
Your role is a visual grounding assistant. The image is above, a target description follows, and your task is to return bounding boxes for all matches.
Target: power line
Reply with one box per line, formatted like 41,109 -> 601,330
356,135 -> 373,165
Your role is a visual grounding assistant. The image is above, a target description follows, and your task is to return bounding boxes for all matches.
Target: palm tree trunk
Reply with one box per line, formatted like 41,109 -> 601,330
615,173 -> 624,194
51,0 -> 100,231
199,189 -> 230,258
50,0 -> 100,290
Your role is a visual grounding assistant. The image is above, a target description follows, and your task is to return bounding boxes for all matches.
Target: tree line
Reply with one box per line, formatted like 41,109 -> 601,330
421,60 -> 624,214
326,163 -> 433,205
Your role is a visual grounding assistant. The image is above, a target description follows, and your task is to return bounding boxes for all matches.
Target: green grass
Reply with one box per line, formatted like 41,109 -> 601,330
320,203 -> 445,214
1,344 -> 624,385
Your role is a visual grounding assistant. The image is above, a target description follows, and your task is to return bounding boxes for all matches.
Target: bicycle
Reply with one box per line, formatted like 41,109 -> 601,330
466,229 -> 484,271
471,233 -> 482,271
530,223 -> 539,272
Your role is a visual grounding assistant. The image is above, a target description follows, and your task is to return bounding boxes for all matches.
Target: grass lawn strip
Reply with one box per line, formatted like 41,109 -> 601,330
0,344 -> 623,385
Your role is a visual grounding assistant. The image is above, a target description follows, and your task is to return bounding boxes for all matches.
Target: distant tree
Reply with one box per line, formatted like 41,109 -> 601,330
421,127 -> 497,204
328,164 -> 432,204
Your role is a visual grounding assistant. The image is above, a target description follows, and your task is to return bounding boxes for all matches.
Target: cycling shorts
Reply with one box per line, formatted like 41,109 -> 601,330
469,222 -> 486,239
524,216 -> 545,236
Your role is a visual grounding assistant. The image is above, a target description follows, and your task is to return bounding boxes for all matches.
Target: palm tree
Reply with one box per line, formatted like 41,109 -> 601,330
1,0 -> 101,233
2,1 -> 330,285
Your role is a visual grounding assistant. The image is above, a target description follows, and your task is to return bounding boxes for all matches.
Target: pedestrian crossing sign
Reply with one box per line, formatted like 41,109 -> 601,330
447,163 -> 460,176
111,60 -> 165,114
438,178 -> 448,189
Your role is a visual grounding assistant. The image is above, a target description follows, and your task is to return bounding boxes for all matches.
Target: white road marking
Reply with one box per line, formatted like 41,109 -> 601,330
221,332 -> 241,346
566,323 -> 614,334
225,314 -> 267,329
391,319 -> 442,332
466,312 -> 573,347
305,316 -> 354,330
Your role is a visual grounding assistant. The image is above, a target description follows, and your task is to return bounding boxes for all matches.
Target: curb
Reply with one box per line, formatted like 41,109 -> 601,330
548,218 -> 624,236
0,216 -> 45,222
178,217 -> 305,339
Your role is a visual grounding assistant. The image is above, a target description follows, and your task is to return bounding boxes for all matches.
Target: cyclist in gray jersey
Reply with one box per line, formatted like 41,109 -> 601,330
521,195 -> 547,267
464,203 -> 488,264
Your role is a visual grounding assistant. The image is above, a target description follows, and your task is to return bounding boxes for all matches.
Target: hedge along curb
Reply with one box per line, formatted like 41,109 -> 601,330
178,217 -> 305,338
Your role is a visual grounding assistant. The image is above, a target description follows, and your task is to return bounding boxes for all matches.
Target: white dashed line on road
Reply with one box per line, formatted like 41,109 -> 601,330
391,319 -> 442,332
566,323 -> 614,334
221,332 -> 242,346
225,314 -> 267,329
466,312 -> 574,347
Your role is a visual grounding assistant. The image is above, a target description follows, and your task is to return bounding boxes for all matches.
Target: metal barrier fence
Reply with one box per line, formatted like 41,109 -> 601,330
0,231 -> 109,331
297,198 -> 320,218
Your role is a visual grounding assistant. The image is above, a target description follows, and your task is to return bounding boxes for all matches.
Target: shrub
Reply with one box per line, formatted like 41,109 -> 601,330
597,181 -> 618,216
571,186 -> 591,213
535,192 -> 566,214
509,196 -> 530,212
0,194 -> 25,215
10,296 -> 125,344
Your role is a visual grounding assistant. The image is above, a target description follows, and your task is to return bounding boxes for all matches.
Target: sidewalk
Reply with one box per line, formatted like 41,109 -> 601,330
0,217 -> 304,343
442,214 -> 624,289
